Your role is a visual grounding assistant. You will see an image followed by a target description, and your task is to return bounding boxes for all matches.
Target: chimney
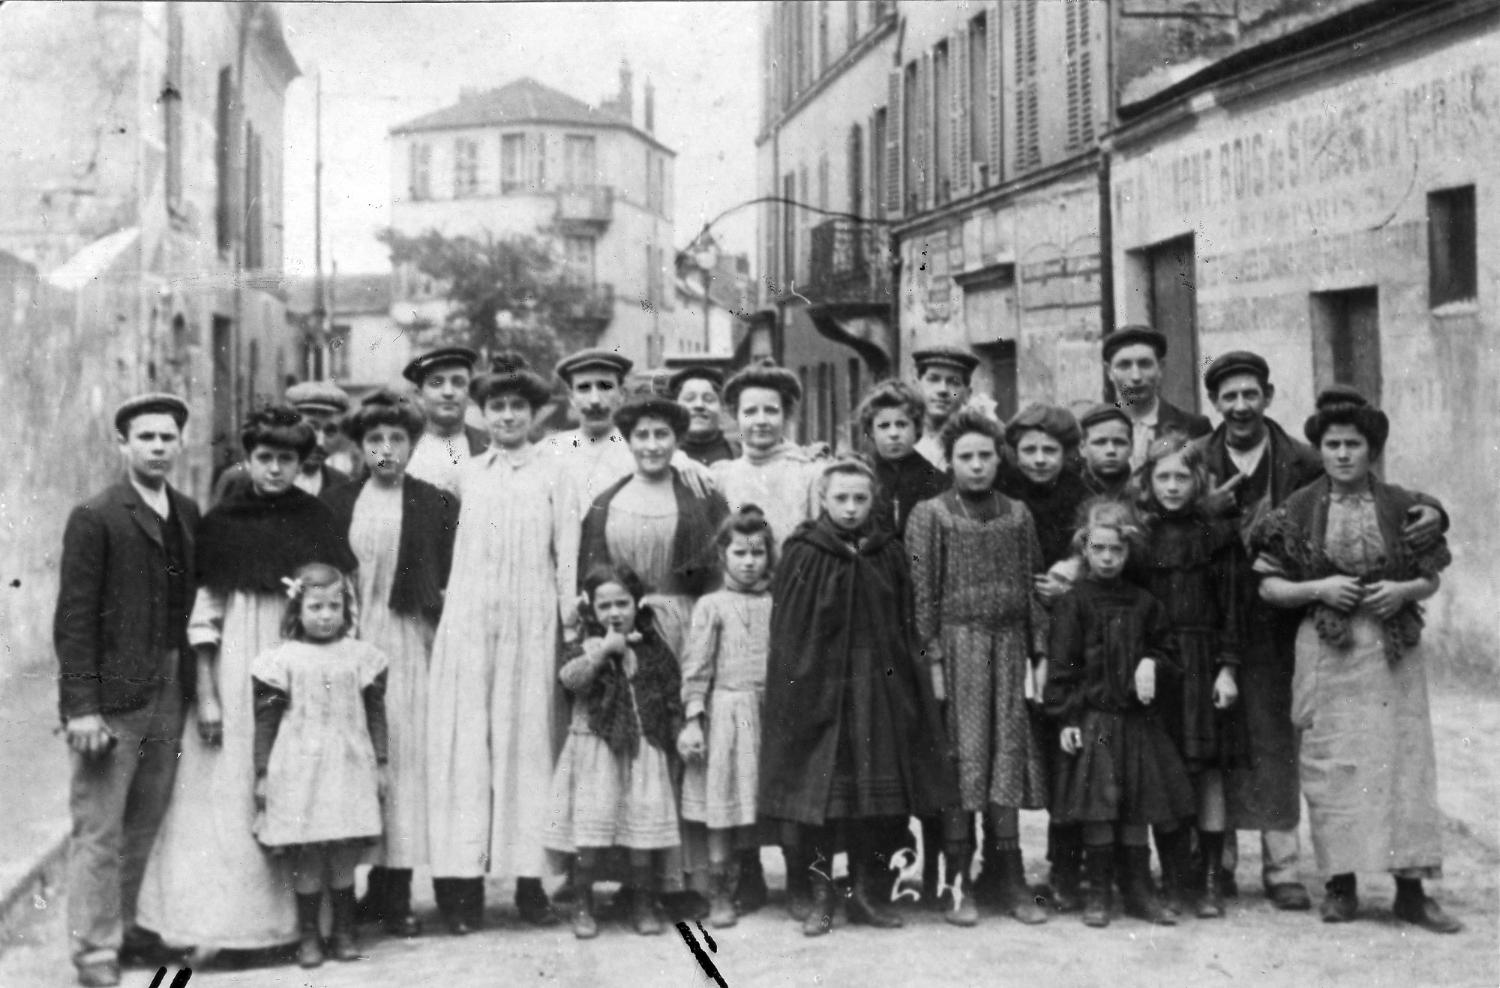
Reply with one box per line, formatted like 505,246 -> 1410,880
644,79 -> 655,134
617,59 -> 633,124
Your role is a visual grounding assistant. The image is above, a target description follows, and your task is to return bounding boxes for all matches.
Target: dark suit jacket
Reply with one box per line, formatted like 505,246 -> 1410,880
1156,398 -> 1213,441
54,480 -> 200,720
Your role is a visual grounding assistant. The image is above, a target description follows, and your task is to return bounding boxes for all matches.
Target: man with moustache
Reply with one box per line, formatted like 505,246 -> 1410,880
1103,326 -> 1210,470
1195,351 -> 1446,910
911,346 -> 979,471
403,345 -> 490,494
56,394 -> 199,987
1077,403 -> 1134,500
211,380 -> 352,502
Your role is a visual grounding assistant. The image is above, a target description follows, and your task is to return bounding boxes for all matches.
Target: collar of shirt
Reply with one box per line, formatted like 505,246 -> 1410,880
129,476 -> 170,520
293,469 -> 324,497
1128,403 -> 1161,469
1226,434 -> 1270,479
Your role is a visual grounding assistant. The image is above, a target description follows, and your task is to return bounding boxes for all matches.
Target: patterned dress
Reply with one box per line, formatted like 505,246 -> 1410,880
908,491 -> 1049,812
349,483 -> 435,867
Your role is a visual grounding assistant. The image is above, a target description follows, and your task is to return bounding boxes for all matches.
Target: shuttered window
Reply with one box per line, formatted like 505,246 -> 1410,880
1065,0 -> 1095,153
1014,2 -> 1041,173
871,109 -> 886,219
886,71 -> 903,216
987,1 -> 1004,181
848,123 -> 864,216
952,28 -> 971,199
969,12 -> 991,189
933,42 -> 952,205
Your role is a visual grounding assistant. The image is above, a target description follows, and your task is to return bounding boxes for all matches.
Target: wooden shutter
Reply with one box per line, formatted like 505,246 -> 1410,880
987,0 -> 1003,181
886,68 -> 903,216
917,51 -> 932,211
952,28 -> 971,199
1065,0 -> 1095,153
1015,2 -> 1041,173
848,123 -> 864,216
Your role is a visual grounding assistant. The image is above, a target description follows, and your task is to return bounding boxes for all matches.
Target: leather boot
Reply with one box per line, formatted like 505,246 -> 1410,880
295,891 -> 325,968
433,878 -> 469,936
802,868 -> 834,937
1197,832 -> 1225,919
783,845 -> 812,921
846,858 -> 903,929
1121,846 -> 1176,926
515,877 -> 559,927
571,865 -> 598,940
462,878 -> 486,932
998,850 -> 1048,925
382,869 -> 422,937
328,885 -> 360,961
1046,826 -> 1084,913
942,848 -> 979,927
972,826 -> 1003,908
1082,846 -> 1113,928
709,862 -> 738,929
356,866 -> 387,925
631,865 -> 663,936
734,848 -> 769,914
1156,828 -> 1193,920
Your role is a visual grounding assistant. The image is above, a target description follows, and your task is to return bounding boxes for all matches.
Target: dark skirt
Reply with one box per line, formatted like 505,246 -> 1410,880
1051,709 -> 1196,826
1160,629 -> 1248,773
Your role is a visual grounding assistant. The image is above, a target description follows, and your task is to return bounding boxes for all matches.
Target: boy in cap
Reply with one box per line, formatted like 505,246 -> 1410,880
1102,325 -> 1210,469
1078,403 -> 1133,500
56,394 -> 200,986
403,346 -> 490,493
910,345 -> 980,471
210,380 -> 352,502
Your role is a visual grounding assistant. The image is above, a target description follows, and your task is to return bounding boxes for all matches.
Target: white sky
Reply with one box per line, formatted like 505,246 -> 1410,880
278,1 -> 762,278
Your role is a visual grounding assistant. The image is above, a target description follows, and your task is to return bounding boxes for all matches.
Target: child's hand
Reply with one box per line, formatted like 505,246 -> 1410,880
929,663 -> 946,702
1060,727 -> 1082,754
1212,666 -> 1238,709
1361,580 -> 1407,619
1315,574 -> 1365,612
1134,658 -> 1156,704
1034,570 -> 1072,601
601,629 -> 629,657
253,775 -> 267,813
677,720 -> 705,762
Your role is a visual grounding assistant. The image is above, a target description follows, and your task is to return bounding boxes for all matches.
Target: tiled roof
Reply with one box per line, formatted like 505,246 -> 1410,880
395,77 -> 621,133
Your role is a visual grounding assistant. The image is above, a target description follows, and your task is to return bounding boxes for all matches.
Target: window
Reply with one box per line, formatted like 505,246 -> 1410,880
969,12 -> 990,187
530,133 -> 548,190
165,2 -> 184,213
408,141 -> 432,200
244,122 -> 264,269
902,61 -> 919,210
870,109 -> 886,218
565,235 -> 595,286
500,134 -> 524,193
1428,185 -> 1476,306
847,123 -> 864,216
563,135 -> 597,189
1015,2 -> 1041,172
453,138 -> 479,197
933,42 -> 951,204
215,67 -> 231,254
1064,0 -> 1095,153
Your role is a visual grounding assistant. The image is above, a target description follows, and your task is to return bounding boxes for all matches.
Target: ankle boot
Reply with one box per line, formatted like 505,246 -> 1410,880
571,866 -> 598,940
998,849 -> 1048,925
1197,832 -> 1225,918
708,862 -> 738,929
734,849 -> 769,914
356,866 -> 387,925
328,885 -> 360,961
631,865 -> 663,936
296,891 -> 325,968
1082,846 -> 1113,928
1156,828 -> 1193,919
433,878 -> 469,936
802,868 -> 834,937
1047,827 -> 1084,913
942,849 -> 979,927
783,846 -> 812,921
515,877 -> 559,927
1121,846 -> 1176,926
382,869 -> 421,937
972,828 -> 1003,907
462,878 -> 485,932
846,858 -> 903,929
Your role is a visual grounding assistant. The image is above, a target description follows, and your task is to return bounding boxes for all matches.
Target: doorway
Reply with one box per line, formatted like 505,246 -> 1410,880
1142,234 -> 1200,413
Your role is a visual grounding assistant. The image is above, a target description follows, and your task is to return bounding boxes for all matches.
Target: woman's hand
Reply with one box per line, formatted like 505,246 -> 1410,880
929,663 -> 946,702
1212,666 -> 1239,709
671,454 -> 716,498
1362,580 -> 1409,619
1403,505 -> 1443,552
197,696 -> 224,747
677,720 -> 706,762
1134,658 -> 1156,705
1060,727 -> 1082,755
1315,575 -> 1365,612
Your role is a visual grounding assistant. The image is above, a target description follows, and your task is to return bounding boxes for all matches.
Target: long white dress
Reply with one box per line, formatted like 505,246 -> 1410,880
350,483 -> 435,868
711,444 -> 820,555
137,588 -> 297,951
545,427 -> 635,520
426,444 -> 578,880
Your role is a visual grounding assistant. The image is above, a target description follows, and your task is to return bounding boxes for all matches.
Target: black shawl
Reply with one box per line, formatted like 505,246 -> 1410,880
873,450 -> 951,537
323,476 -> 460,623
571,613 -> 683,760
197,486 -> 357,593
679,430 -> 740,467
579,470 -> 728,597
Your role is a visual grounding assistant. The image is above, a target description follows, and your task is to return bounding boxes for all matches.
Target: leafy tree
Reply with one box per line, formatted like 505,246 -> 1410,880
376,227 -> 592,373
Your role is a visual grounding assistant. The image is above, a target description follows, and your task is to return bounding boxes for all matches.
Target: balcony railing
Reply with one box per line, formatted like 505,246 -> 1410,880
561,281 -> 615,323
555,185 -> 614,227
805,218 -> 892,305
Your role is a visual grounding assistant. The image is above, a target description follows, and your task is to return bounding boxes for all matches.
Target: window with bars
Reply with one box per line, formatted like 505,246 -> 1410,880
409,141 -> 432,200
1014,2 -> 1041,173
453,138 -> 479,198
1064,1 -> 1095,153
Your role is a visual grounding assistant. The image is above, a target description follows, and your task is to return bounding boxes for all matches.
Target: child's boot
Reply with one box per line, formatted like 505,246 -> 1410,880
997,849 -> 1048,925
734,848 -> 768,914
782,845 -> 812,921
383,868 -> 422,937
328,885 -> 360,961
356,866 -> 387,925
709,862 -> 738,929
571,864 -> 598,940
847,856 -> 903,929
295,891 -> 325,968
630,865 -> 663,936
1121,846 -> 1176,926
1156,827 -> 1193,920
1082,846 -> 1113,928
941,849 -> 979,927
1046,825 -> 1084,913
802,868 -> 834,937
919,816 -> 942,904
1197,831 -> 1226,918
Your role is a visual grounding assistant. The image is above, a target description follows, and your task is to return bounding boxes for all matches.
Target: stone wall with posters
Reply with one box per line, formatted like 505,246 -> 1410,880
899,162 -> 1104,416
1111,7 -> 1500,673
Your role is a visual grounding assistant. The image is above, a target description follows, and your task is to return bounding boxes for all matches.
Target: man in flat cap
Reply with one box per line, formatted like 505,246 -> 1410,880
910,345 -> 980,471
1195,351 -> 1446,911
1077,402 -> 1133,500
403,346 -> 490,494
56,394 -> 200,986
1102,325 -> 1210,470
211,379 -> 352,502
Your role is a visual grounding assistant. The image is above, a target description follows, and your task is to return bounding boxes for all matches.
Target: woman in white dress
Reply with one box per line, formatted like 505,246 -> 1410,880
324,390 -> 458,937
137,406 -> 356,961
426,354 -> 578,933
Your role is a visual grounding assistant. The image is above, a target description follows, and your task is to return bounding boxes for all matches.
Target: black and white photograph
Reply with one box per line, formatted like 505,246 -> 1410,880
0,1 -> 1496,986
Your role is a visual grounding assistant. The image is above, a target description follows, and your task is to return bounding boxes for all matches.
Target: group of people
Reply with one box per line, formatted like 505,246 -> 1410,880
55,324 -> 1462,987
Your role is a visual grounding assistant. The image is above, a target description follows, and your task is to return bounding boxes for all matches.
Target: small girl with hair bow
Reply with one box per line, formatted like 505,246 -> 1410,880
251,562 -> 389,969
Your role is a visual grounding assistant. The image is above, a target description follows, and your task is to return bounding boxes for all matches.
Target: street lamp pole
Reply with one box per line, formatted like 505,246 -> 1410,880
692,234 -> 719,355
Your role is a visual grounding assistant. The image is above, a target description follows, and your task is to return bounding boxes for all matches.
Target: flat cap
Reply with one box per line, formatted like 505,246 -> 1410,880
1078,402 -> 1131,434
667,365 -> 726,395
1102,325 -> 1167,362
114,392 -> 188,434
284,379 -> 351,415
911,344 -> 980,376
1203,350 -> 1270,393
555,348 -> 633,384
402,346 -> 479,385
1004,403 -> 1082,449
